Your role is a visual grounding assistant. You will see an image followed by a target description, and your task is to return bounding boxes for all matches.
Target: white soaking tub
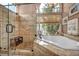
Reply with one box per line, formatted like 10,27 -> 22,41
41,36 -> 79,50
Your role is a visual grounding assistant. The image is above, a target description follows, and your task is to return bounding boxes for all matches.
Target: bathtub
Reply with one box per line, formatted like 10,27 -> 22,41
41,36 -> 79,50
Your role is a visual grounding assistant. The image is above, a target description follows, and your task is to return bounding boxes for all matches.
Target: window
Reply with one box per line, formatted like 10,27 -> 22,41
71,5 -> 77,13
37,23 -> 60,36
39,3 -> 61,13
70,4 -> 79,14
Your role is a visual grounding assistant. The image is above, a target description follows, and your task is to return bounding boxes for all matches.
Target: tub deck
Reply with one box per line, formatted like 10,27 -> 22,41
35,36 -> 79,56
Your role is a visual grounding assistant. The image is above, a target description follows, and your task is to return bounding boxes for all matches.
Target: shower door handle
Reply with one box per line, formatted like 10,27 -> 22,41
6,24 -> 14,33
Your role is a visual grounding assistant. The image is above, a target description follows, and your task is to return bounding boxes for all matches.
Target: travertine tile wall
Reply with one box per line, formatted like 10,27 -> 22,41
39,14 -> 61,23
62,3 -> 79,41
62,3 -> 74,17
0,5 -> 8,49
0,4 -> 36,50
15,4 -> 40,49
0,5 -> 3,48
16,15 -> 37,49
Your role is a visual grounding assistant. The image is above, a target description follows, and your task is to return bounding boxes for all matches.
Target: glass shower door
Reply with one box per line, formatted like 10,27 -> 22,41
0,4 -> 16,56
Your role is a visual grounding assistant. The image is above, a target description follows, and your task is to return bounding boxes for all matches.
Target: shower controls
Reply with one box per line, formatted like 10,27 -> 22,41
10,36 -> 23,47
